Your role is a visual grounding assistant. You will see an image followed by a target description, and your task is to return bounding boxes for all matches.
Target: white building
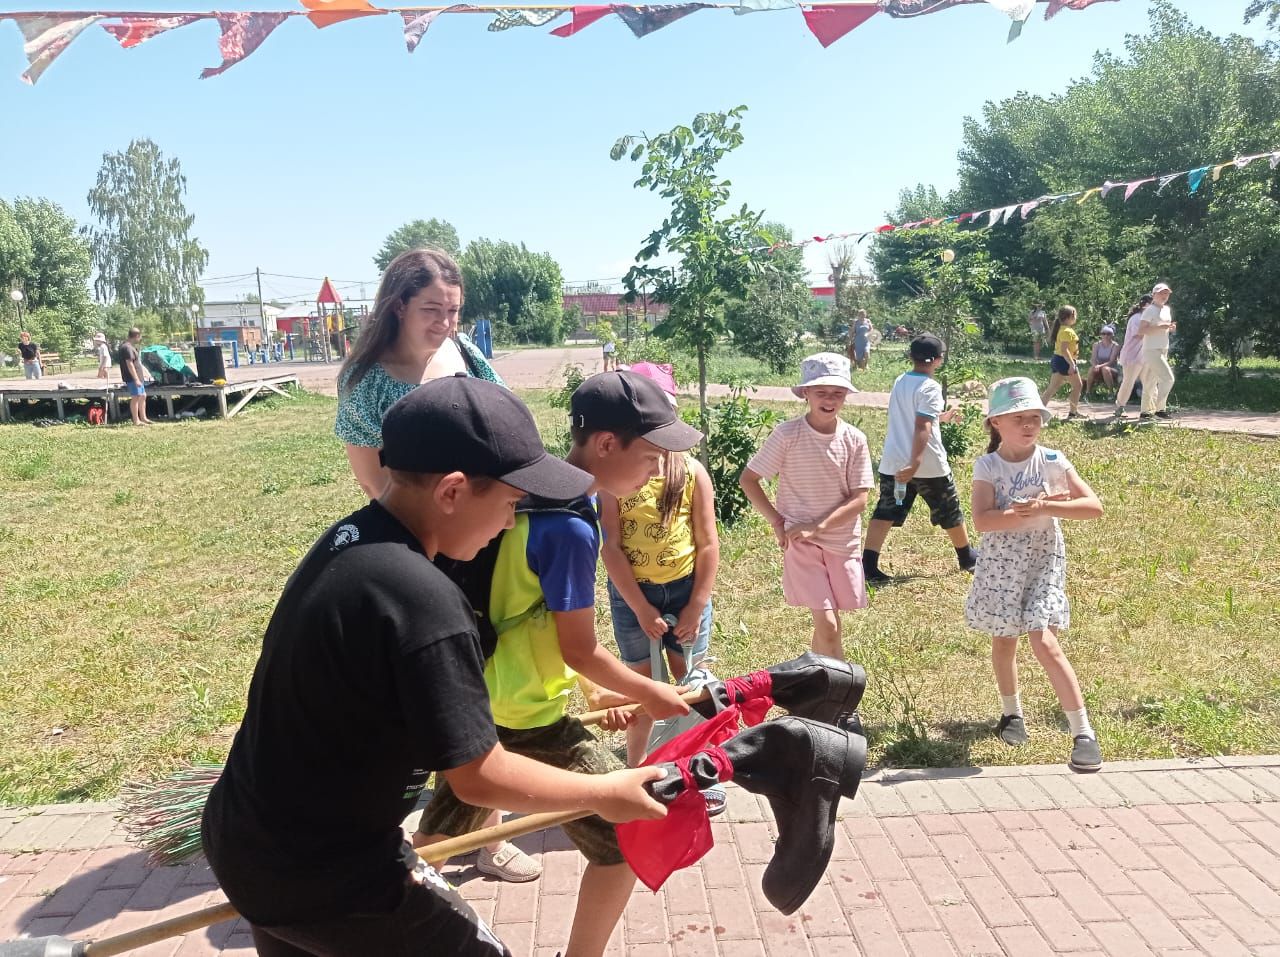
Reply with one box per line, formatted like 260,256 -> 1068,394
196,301 -> 282,347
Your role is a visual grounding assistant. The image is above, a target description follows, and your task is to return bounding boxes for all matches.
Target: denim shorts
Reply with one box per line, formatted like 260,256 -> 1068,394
126,381 -> 147,397
1049,354 -> 1072,375
607,573 -> 712,666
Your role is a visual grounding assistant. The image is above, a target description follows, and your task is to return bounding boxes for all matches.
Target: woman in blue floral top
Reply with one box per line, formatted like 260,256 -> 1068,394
334,248 -> 539,884
335,247 -> 503,499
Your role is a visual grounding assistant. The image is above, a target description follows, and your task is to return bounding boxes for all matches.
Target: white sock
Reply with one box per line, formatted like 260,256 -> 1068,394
1001,693 -> 1022,717
1066,707 -> 1094,738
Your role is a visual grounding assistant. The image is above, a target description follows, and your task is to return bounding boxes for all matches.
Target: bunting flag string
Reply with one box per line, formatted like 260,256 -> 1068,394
200,11 -> 292,78
0,0 -> 1116,84
752,147 -> 1280,254
13,13 -> 102,84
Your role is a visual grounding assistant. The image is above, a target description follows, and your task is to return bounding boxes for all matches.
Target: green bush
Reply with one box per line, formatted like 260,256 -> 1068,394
689,377 -> 784,526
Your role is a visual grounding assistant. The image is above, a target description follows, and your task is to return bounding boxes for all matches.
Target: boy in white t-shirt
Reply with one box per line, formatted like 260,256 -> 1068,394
863,334 -> 977,585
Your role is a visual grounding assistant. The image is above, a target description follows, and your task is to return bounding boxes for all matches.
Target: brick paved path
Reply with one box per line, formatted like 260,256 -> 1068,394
5,756 -> 1280,955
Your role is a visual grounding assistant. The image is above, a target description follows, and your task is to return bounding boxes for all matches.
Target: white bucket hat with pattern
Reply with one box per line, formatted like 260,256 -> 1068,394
792,352 -> 855,398
984,376 -> 1052,429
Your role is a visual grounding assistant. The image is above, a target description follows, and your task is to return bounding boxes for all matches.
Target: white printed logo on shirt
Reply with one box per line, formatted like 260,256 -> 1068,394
331,523 -> 360,551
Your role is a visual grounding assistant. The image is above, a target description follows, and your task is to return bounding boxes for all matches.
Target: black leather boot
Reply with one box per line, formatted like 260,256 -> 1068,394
647,716 -> 867,914
691,651 -> 867,726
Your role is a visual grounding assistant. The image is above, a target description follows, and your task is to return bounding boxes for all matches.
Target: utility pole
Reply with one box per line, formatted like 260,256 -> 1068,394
255,267 -> 267,358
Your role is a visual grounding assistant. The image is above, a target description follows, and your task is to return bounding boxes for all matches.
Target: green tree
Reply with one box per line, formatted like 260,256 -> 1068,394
1245,1 -> 1280,30
948,1 -> 1280,366
86,139 -> 208,337
460,238 -> 564,345
725,222 -> 814,373
0,197 -> 94,357
612,106 -> 769,452
373,218 -> 462,270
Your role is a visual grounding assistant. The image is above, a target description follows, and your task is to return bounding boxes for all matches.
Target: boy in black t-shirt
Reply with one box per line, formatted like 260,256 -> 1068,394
201,377 -> 668,957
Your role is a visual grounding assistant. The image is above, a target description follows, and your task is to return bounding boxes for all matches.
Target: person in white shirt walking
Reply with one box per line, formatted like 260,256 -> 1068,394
1138,283 -> 1176,421
1112,294 -> 1152,417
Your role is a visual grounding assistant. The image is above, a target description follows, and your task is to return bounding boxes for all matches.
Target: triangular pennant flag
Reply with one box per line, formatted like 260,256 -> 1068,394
13,13 -> 102,84
488,7 -> 565,30
1156,172 -> 1182,195
876,224 -> 896,233
1018,200 -> 1039,219
735,0 -> 794,13
1233,153 -> 1263,169
200,12 -> 291,78
614,4 -> 711,38
1186,166 -> 1211,194
956,212 -> 974,224
401,5 -> 469,52
1076,187 -> 1101,205
1007,14 -> 1029,42
800,5 -> 878,47
1045,0 -> 1118,19
300,0 -> 381,29
551,4 -> 615,36
883,0 -> 969,16
1000,204 -> 1019,224
103,15 -> 207,49
1272,152 -> 1280,170
1124,178 -> 1154,200
984,0 -> 1035,17
1100,180 -> 1118,199
1210,161 -> 1232,183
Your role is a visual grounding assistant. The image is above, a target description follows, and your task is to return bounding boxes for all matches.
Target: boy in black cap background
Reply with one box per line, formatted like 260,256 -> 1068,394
201,377 -> 669,957
863,334 -> 978,584
416,370 -> 701,957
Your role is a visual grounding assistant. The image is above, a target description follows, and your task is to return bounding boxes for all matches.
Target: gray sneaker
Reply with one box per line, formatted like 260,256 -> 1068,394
1069,734 -> 1103,773
996,714 -> 1028,746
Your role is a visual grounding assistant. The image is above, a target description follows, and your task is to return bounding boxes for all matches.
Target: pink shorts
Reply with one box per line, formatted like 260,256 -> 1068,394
781,540 -> 868,612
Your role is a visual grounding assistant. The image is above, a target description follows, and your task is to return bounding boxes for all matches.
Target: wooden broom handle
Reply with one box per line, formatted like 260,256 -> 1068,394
84,809 -> 593,956
84,690 -> 717,955
576,684 -> 709,727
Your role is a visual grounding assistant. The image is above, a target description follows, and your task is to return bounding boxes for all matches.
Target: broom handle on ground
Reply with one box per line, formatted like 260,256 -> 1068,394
576,685 -> 709,728
83,810 -> 592,956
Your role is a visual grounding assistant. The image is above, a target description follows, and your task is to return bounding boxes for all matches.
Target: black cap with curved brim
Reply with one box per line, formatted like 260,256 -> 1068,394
570,371 -> 703,452
379,375 -> 592,501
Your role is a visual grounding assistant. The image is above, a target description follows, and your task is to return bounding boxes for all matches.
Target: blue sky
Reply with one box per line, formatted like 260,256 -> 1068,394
1,1 -> 1268,304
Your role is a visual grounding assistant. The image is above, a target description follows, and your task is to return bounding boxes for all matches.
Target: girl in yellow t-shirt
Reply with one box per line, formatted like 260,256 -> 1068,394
599,398 -> 720,772
1040,304 -> 1085,420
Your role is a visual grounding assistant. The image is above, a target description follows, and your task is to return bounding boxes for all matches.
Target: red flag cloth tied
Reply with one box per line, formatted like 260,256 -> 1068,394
800,4 -> 878,48
722,670 -> 774,726
616,707 -> 741,891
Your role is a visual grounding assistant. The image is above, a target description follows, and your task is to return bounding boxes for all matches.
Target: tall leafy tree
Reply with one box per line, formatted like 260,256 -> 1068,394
460,238 -> 564,345
0,197 -> 94,354
945,1 -> 1280,366
612,106 -> 769,451
86,139 -> 208,334
725,222 -> 815,373
373,218 -> 461,270
1245,1 -> 1280,30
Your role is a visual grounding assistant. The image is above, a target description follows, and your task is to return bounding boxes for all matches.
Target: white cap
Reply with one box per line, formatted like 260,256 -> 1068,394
1152,282 -> 1172,295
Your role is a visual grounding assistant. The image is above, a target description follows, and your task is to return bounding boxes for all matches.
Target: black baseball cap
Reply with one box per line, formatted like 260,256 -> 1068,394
380,375 -> 592,500
909,334 -> 945,361
570,371 -> 703,452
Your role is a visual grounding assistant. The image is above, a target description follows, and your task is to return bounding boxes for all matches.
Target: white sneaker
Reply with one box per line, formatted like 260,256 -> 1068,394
476,842 -> 542,882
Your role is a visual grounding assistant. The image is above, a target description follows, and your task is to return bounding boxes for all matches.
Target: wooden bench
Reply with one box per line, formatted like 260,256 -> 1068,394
40,352 -> 68,375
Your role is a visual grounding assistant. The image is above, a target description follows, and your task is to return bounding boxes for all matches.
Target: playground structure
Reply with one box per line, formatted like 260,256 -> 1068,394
202,278 -> 366,367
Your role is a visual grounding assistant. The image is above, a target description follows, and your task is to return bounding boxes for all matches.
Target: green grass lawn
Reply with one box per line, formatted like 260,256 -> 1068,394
1,389 -> 1278,806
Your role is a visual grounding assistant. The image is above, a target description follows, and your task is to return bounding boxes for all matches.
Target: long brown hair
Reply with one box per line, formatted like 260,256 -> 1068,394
340,247 -> 464,394
1046,304 -> 1076,353
657,452 -> 689,527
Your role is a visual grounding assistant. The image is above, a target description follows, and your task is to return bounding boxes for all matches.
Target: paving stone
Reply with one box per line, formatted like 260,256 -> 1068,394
1022,895 -> 1101,952
849,906 -> 910,957
1175,918 -> 1254,956
1044,871 -> 1122,922
934,901 -> 1002,956
1195,892 -> 1280,947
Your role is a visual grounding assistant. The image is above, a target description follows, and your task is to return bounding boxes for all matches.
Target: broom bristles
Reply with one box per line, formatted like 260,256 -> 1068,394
118,764 -> 224,866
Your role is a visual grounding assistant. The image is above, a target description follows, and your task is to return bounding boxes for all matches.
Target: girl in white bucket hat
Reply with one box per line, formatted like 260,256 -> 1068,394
965,377 -> 1107,773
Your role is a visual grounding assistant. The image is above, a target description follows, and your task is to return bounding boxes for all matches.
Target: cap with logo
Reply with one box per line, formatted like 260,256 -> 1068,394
380,374 -> 591,500
570,371 -> 702,452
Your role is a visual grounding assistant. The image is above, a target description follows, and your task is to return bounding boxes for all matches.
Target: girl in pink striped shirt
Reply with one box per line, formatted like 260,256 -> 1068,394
741,353 -> 874,663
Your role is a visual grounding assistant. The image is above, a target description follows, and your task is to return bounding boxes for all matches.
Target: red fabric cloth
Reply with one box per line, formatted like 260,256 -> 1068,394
550,5 -> 614,37
616,707 -> 741,892
723,671 -> 773,726
800,5 -> 878,48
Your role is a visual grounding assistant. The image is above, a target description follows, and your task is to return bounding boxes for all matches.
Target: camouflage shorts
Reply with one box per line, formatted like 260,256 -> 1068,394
871,472 -> 965,530
416,717 -> 624,866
